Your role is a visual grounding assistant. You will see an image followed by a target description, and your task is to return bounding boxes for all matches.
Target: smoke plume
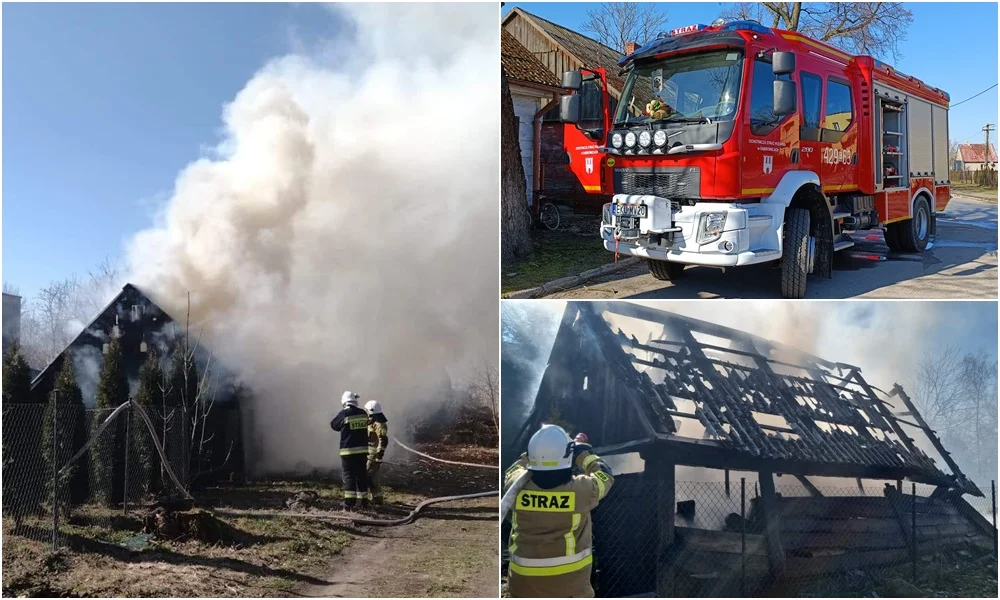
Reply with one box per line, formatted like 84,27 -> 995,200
125,4 -> 499,474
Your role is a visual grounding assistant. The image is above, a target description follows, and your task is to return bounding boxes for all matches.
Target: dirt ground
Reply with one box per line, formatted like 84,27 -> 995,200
2,444 -> 498,598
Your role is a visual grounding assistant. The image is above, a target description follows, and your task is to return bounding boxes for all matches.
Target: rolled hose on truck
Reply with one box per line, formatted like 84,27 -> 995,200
217,436 -> 499,527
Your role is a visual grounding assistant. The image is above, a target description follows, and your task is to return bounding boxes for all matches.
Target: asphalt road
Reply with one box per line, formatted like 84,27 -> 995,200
544,195 -> 997,300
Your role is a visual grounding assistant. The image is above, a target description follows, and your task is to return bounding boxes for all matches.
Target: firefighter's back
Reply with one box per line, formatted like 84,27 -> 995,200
508,475 -> 602,598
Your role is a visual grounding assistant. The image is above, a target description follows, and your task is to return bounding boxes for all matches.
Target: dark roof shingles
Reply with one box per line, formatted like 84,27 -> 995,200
501,30 -> 560,88
519,10 -> 626,93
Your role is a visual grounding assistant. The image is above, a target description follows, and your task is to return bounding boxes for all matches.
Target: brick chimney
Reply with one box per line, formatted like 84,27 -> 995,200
625,41 -> 638,56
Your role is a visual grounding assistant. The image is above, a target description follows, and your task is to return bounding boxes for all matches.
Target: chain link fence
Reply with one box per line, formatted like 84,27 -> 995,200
951,167 -> 998,188
2,402 -> 218,552
501,473 -> 997,597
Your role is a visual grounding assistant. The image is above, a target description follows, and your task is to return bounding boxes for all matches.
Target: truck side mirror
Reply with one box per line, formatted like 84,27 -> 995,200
773,80 -> 797,116
772,52 -> 795,76
561,70 -> 582,90
560,94 -> 581,124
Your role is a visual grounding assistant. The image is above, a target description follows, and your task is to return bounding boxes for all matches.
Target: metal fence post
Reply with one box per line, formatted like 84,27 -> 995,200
123,400 -> 131,515
911,483 -> 917,581
741,477 -> 746,597
992,480 -> 997,558
51,391 -> 58,552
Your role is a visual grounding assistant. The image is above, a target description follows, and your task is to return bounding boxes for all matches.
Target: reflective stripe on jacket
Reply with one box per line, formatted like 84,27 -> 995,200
331,407 -> 370,456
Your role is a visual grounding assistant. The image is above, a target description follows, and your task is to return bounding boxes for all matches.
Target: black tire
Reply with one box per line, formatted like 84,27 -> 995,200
647,259 -> 685,281
895,196 -> 931,253
781,208 -> 810,299
883,223 -> 901,252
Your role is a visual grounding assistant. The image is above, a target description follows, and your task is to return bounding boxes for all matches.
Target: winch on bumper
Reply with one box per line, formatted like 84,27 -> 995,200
600,194 -> 785,267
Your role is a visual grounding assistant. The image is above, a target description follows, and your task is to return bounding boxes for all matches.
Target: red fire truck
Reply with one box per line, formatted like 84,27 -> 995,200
559,18 -> 951,298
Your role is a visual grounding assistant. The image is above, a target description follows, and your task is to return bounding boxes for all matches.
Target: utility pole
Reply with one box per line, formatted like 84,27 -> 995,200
983,123 -> 995,168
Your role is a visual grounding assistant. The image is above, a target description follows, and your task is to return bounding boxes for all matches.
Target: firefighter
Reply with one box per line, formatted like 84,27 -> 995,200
504,425 -> 614,598
330,390 -> 370,510
364,399 -> 389,506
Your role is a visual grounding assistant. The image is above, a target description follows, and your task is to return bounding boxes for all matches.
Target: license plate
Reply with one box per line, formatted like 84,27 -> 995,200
617,216 -> 640,230
613,203 -> 647,218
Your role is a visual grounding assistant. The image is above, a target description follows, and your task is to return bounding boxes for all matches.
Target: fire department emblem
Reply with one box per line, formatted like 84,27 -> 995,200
585,157 -> 594,174
763,155 -> 773,174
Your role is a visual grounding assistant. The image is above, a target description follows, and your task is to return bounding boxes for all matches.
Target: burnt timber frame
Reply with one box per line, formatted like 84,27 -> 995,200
512,301 -> 981,493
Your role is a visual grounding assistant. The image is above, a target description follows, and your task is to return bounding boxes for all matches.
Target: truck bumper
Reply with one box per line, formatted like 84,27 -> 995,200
600,195 -> 785,267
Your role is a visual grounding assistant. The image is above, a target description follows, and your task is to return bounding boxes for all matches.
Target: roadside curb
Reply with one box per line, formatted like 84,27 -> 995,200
503,257 -> 642,299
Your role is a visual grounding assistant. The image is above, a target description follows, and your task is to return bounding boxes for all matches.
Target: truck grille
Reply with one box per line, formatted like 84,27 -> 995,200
614,167 -> 700,199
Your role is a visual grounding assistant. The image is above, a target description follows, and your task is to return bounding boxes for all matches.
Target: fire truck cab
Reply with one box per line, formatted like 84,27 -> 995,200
559,18 -> 951,298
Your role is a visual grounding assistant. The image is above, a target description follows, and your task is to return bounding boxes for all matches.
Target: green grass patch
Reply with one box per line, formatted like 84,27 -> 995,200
951,182 -> 998,204
502,230 -> 612,294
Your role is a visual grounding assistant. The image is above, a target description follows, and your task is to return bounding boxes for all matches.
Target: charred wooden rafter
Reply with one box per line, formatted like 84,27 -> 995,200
514,301 -> 980,495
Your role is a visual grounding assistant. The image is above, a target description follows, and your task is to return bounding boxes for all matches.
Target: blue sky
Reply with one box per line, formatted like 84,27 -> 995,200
2,2 -> 340,299
504,2 -> 999,149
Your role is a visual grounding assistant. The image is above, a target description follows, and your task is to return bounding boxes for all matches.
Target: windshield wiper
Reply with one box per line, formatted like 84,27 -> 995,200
663,116 -> 711,124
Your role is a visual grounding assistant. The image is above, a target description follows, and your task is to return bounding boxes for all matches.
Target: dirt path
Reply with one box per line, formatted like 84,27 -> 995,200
297,497 -> 497,598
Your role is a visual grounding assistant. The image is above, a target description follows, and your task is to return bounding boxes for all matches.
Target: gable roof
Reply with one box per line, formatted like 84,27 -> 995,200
502,29 -> 561,88
502,7 -> 626,97
958,143 -> 997,163
512,301 -> 979,495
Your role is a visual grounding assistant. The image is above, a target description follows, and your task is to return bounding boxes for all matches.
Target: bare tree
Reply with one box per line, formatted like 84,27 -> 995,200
470,362 -> 499,436
581,2 -> 669,54
913,347 -> 999,484
500,72 -> 534,266
721,2 -> 914,61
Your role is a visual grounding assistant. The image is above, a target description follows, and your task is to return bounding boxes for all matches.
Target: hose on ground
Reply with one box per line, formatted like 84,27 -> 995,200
216,489 -> 497,527
391,436 -> 499,469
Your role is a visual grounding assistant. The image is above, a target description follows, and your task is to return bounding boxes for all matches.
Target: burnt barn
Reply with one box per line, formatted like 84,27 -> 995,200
508,301 -> 993,596
30,283 -> 246,490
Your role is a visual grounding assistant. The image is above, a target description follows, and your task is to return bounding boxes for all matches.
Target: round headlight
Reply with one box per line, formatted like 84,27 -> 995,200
625,131 -> 637,148
611,132 -> 623,148
653,130 -> 667,147
638,131 -> 651,147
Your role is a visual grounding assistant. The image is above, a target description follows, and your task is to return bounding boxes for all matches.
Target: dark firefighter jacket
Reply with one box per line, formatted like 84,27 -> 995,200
331,405 -> 370,456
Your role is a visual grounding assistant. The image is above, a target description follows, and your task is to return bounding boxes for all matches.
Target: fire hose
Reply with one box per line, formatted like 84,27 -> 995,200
216,438 -> 499,527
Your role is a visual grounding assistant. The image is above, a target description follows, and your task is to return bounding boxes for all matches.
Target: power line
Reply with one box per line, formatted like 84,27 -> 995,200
951,83 -> 998,108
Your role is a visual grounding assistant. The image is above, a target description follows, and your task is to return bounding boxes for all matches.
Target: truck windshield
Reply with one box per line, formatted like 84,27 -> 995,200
614,50 -> 744,125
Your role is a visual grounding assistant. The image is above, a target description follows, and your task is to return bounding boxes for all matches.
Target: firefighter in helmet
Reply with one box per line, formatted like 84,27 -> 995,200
504,424 -> 614,598
330,390 -> 370,510
364,399 -> 389,506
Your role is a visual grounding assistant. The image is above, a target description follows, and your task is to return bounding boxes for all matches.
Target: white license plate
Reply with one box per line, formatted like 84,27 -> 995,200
613,203 -> 647,218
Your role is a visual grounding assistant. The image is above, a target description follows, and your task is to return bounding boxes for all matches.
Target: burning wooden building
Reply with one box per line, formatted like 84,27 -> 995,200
508,301 -> 993,596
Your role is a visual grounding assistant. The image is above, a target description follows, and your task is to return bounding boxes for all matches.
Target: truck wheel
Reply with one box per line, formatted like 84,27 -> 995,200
895,196 -> 931,253
648,259 -> 685,281
781,208 -> 810,299
883,224 -> 901,252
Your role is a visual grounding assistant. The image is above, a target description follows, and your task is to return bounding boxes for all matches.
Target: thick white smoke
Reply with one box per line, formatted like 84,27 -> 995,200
125,4 -> 499,474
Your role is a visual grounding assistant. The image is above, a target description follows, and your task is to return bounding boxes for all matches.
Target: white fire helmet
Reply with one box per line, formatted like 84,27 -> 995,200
341,391 -> 360,407
364,400 -> 383,415
527,424 -> 574,471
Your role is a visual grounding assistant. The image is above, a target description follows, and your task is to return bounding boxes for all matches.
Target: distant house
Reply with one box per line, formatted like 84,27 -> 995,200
955,143 -> 997,171
502,7 -> 626,213
2,292 -> 22,356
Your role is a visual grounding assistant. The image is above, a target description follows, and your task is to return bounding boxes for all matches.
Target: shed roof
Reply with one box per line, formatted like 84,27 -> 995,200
513,301 -> 979,495
503,7 -> 626,96
502,29 -> 561,88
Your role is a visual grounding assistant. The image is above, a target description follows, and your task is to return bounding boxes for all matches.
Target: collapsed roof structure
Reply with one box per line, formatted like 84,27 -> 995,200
511,301 -> 980,496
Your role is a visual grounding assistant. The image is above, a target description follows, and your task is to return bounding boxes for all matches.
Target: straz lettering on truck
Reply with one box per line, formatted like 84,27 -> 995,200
516,490 -> 577,512
558,16 -> 949,298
